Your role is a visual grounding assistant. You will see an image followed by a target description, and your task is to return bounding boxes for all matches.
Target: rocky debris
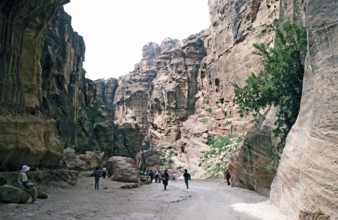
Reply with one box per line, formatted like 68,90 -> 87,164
299,211 -> 330,220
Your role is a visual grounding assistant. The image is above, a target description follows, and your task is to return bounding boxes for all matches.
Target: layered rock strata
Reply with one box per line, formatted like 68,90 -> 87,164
0,1 -> 97,170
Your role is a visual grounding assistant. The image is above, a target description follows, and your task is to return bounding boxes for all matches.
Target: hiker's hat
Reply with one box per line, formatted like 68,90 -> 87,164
21,165 -> 30,172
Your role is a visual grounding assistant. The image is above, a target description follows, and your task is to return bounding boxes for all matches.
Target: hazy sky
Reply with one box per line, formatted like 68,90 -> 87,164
64,0 -> 210,80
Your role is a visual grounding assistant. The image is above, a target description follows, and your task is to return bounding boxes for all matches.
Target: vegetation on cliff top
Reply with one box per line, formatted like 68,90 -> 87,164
233,22 -> 307,164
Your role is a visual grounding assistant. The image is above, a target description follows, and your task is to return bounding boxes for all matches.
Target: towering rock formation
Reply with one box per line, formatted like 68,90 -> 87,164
0,1 -> 97,170
1,1 -> 337,218
270,0 -> 338,219
110,0 -> 281,178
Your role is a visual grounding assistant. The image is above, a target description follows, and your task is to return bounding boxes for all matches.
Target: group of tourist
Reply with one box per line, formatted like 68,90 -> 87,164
17,157 -> 235,205
146,168 -> 191,190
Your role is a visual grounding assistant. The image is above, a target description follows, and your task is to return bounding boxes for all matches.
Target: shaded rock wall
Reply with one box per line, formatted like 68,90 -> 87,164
0,1 -> 99,170
0,0 -> 69,170
0,0 -> 69,114
270,0 -> 338,219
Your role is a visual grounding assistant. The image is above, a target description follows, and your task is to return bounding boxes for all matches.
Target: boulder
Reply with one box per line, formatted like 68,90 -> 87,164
0,185 -> 30,203
107,156 -> 140,183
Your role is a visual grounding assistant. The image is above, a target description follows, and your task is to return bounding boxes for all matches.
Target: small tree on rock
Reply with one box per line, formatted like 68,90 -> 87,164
233,21 -> 307,164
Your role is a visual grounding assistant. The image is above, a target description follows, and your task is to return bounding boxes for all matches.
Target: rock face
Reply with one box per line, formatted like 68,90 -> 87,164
0,0 -> 72,170
109,0 -> 280,179
0,1 -> 102,170
270,0 -> 338,219
203,0 -> 279,113
1,1 -> 337,218
234,108 -> 279,196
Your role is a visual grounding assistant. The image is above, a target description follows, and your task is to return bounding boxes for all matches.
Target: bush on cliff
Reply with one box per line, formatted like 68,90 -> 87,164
233,21 -> 307,160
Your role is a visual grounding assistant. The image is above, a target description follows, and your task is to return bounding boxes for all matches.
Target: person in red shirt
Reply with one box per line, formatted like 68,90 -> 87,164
225,157 -> 236,186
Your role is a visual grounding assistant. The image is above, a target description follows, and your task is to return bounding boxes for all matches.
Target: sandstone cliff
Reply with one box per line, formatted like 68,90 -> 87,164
1,1 -> 337,218
0,1 -> 99,170
270,0 -> 338,219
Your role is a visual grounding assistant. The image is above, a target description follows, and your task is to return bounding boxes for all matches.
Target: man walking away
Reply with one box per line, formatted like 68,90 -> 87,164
183,169 -> 191,189
92,167 -> 102,189
161,170 -> 169,190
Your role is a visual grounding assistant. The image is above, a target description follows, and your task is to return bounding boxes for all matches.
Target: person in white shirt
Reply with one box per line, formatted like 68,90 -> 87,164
17,165 -> 38,204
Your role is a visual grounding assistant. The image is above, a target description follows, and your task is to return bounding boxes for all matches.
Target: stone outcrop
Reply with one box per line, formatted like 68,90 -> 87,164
0,115 -> 62,170
234,108 -> 279,196
270,0 -> 338,219
202,0 -> 279,114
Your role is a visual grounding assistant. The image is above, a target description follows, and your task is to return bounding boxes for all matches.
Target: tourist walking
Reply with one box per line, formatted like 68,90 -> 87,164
148,169 -> 154,182
161,170 -> 169,190
183,169 -> 191,189
172,171 -> 177,181
102,167 -> 108,179
92,167 -> 102,189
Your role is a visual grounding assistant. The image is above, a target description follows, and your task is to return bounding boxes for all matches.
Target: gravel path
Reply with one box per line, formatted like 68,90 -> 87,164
0,177 -> 290,220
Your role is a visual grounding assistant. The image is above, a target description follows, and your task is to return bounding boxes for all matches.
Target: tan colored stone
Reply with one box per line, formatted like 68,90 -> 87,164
270,1 -> 338,219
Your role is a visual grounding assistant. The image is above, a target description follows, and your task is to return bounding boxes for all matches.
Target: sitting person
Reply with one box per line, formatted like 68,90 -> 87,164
18,165 -> 38,204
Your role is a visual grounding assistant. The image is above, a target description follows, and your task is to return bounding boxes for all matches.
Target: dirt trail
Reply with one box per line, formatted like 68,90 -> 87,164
0,177 -> 290,220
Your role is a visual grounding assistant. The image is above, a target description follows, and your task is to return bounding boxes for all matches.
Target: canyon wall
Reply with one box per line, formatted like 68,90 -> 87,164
0,0 -> 97,170
1,1 -> 337,218
270,0 -> 338,219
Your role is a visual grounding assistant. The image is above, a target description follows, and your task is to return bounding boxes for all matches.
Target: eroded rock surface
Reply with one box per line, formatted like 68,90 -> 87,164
270,0 -> 338,219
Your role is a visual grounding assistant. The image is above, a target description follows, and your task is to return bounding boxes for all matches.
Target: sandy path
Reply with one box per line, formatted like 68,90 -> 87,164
0,177 -> 290,220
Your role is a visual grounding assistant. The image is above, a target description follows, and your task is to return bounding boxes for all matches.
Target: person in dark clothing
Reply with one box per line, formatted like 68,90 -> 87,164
154,170 -> 160,183
148,169 -> 154,183
161,170 -> 169,190
92,167 -> 102,189
183,169 -> 191,189
102,167 -> 108,179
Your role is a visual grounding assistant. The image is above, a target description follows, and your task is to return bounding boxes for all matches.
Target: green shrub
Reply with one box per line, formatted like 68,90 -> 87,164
201,118 -> 209,124
233,21 -> 306,162
202,135 -> 244,177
